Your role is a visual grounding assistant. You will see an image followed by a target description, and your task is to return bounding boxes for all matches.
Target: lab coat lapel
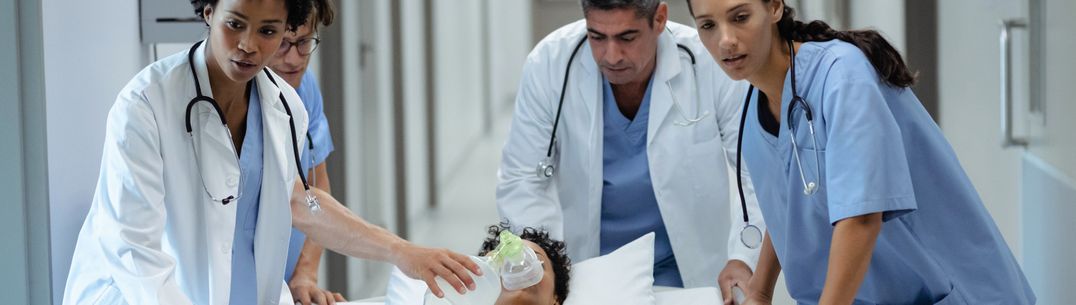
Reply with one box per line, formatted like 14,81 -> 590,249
577,41 -> 606,253
189,41 -> 242,202
253,70 -> 293,305
647,32 -> 684,146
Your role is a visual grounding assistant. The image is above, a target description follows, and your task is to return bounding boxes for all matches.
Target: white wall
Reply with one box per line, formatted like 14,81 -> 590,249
42,0 -> 148,303
848,0 -> 905,54
430,0 -> 534,208
402,0 -> 431,220
487,0 -> 535,115
433,0 -> 486,192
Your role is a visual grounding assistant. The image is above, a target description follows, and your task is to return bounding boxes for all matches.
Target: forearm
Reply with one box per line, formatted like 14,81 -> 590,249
819,213 -> 882,305
747,232 -> 781,300
311,163 -> 331,194
292,183 -> 409,263
291,238 -> 325,281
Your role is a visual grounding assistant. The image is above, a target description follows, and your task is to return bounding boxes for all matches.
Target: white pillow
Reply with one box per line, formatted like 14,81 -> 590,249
563,232 -> 656,305
655,287 -> 722,305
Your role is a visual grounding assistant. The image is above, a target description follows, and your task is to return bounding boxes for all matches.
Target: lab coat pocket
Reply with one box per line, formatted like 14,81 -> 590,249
686,137 -> 725,198
933,284 -> 968,305
91,280 -> 127,305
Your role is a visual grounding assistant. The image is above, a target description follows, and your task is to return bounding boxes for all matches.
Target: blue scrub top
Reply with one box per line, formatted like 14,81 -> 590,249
284,71 -> 336,281
599,76 -> 682,288
229,82 -> 265,304
741,40 -> 1034,304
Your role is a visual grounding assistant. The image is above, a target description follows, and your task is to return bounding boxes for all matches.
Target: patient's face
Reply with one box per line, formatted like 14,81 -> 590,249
494,240 -> 558,305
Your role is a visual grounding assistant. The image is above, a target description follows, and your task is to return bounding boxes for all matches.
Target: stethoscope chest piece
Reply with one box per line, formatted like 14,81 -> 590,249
740,224 -> 762,249
537,158 -> 555,179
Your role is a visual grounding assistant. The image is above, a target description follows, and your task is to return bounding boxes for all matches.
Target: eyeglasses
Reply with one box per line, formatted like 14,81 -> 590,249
277,37 -> 321,56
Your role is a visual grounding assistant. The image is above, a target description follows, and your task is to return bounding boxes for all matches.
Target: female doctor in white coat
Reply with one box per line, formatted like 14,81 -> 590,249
497,0 -> 763,298
63,1 -> 479,304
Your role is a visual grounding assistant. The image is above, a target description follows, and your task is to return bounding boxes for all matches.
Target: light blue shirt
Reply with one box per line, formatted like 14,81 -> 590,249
284,71 -> 336,281
741,40 -> 1034,304
599,76 -> 682,288
229,82 -> 264,304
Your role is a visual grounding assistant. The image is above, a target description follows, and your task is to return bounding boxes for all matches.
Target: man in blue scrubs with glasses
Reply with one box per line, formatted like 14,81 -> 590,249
497,0 -> 763,299
269,1 -> 342,303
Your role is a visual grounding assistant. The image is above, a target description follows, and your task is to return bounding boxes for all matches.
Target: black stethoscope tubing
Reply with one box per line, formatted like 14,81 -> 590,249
735,40 -> 818,226
184,40 -> 315,205
540,34 -> 698,178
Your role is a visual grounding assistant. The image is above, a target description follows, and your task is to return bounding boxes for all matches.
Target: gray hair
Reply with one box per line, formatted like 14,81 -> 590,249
580,0 -> 661,23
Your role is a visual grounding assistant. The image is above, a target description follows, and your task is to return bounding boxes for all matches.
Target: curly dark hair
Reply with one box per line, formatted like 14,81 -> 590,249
479,223 -> 571,304
190,0 -> 313,32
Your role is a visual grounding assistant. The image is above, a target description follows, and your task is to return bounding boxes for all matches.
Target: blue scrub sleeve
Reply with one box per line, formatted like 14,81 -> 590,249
301,73 -> 335,167
822,57 -> 917,225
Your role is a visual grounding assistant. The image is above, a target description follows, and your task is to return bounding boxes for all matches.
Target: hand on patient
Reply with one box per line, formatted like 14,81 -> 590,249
718,259 -> 753,305
288,271 -> 345,305
392,242 -> 483,299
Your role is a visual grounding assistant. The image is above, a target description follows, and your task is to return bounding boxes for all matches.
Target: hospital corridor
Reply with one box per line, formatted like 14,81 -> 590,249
3,0 -> 1076,304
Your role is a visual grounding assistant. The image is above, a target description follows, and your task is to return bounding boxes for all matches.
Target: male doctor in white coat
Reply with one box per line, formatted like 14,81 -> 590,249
496,0 -> 763,300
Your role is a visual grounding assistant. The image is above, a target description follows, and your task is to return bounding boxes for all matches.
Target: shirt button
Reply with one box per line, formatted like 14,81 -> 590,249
220,243 -> 230,254
226,176 -> 238,187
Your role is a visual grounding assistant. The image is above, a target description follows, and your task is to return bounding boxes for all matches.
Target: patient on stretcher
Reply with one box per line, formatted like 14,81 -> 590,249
476,224 -> 571,305
385,224 -> 571,305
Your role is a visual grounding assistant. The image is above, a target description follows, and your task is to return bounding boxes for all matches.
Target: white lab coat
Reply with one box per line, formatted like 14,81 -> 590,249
496,20 -> 764,288
63,42 -> 306,305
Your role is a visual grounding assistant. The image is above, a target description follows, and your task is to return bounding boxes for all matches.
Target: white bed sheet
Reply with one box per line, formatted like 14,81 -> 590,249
339,286 -> 721,305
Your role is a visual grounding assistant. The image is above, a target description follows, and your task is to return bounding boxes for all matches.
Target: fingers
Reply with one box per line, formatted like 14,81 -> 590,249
432,263 -> 469,295
422,272 -> 445,298
720,283 -> 734,305
295,287 -> 312,305
333,292 -> 345,302
449,251 -> 482,276
323,289 -> 336,305
311,288 -> 327,305
443,253 -> 478,291
718,275 -> 733,305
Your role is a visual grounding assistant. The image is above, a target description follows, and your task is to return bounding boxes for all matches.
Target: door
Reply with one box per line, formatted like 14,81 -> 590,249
940,0 -> 1076,302
938,0 -> 1028,259
1019,0 -> 1076,303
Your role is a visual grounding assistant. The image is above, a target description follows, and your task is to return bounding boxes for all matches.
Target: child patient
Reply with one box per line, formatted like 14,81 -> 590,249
478,224 -> 572,305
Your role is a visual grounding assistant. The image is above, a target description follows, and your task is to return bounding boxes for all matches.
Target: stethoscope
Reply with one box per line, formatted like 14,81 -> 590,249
733,40 -> 823,249
184,40 -> 323,215
537,30 -> 709,179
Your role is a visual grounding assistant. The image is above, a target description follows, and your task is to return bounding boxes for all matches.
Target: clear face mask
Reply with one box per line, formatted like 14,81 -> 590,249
488,230 -> 545,291
424,231 -> 546,305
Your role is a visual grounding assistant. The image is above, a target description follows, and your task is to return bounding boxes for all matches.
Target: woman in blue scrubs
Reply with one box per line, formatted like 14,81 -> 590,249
687,0 -> 1035,304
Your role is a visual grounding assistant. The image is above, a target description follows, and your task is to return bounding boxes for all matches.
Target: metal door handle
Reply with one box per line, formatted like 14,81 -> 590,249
1000,19 -> 1028,148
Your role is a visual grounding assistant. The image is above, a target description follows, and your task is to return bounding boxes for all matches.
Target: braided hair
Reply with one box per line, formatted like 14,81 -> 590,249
686,0 -> 916,87
776,5 -> 916,87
